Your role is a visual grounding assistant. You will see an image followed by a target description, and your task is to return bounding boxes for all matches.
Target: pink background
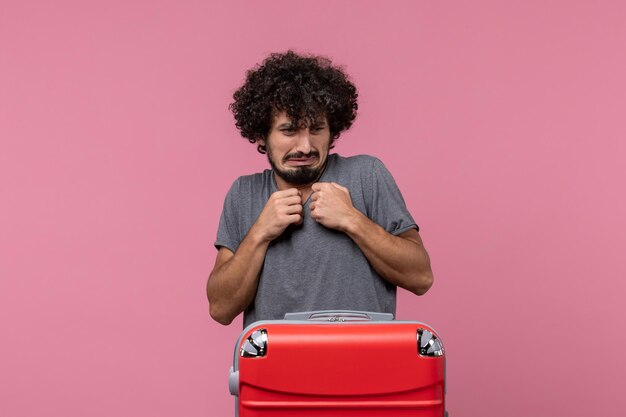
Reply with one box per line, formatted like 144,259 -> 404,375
1,1 -> 624,416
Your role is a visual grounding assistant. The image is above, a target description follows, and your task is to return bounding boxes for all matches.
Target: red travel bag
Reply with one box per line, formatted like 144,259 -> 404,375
229,310 -> 447,417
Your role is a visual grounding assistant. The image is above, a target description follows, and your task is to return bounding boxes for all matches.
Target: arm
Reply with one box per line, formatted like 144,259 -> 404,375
310,182 -> 433,295
344,214 -> 433,295
206,237 -> 269,326
207,189 -> 303,325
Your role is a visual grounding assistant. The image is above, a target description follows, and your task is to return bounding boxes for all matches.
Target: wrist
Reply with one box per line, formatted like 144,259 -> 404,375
248,223 -> 274,246
342,208 -> 367,235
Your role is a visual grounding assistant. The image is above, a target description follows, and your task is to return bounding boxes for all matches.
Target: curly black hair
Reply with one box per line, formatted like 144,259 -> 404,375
230,50 -> 358,153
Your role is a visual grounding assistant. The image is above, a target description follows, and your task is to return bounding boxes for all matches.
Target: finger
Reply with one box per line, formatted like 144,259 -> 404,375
310,192 -> 319,202
284,203 -> 303,215
281,196 -> 304,206
309,202 -> 316,211
312,182 -> 330,191
331,182 -> 348,192
287,213 -> 303,224
274,188 -> 300,198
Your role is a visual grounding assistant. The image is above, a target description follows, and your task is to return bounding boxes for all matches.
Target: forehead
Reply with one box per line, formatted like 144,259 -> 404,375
271,111 -> 327,127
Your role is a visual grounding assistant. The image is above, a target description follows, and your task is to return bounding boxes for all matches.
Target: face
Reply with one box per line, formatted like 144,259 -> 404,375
260,112 -> 331,186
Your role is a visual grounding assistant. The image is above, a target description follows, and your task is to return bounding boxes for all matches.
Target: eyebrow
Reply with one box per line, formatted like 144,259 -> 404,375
276,121 -> 327,129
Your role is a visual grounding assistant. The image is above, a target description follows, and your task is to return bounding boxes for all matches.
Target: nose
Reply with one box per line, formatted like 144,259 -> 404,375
294,130 -> 312,154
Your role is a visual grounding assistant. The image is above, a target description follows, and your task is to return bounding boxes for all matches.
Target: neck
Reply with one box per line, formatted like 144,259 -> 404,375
273,175 -> 314,191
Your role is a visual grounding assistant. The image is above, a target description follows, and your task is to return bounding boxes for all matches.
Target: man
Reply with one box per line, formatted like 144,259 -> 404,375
207,51 -> 433,327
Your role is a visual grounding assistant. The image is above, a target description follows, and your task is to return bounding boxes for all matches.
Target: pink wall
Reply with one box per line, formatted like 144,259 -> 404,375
1,1 -> 624,416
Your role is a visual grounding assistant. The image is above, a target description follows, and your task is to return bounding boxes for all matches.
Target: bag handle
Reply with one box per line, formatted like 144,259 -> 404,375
283,310 -> 394,322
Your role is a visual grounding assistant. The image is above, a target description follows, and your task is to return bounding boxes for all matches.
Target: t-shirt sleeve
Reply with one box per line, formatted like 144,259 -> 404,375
369,158 -> 419,235
214,179 -> 242,253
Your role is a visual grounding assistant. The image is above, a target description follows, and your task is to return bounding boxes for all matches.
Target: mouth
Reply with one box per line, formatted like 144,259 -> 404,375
284,153 -> 319,167
285,156 -> 317,166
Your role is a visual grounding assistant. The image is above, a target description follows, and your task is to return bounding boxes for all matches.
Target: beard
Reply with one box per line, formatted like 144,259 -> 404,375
267,148 -> 327,185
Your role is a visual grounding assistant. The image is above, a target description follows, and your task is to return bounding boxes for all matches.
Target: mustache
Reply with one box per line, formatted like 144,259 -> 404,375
283,151 -> 320,161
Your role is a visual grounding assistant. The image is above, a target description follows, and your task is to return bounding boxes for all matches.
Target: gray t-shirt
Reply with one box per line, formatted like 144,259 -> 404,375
215,154 -> 418,328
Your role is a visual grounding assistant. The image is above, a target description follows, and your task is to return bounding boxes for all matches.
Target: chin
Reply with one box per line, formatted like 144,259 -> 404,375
277,167 -> 322,185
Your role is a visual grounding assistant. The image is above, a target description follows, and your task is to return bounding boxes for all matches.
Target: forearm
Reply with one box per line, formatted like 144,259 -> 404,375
208,187 -> 305,325
344,211 -> 433,295
207,227 -> 270,325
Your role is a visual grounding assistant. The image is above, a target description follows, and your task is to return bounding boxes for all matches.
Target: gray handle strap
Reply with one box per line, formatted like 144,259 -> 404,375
283,310 -> 394,322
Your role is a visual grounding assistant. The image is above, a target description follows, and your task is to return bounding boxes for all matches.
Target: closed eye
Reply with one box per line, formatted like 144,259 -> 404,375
280,128 -> 296,136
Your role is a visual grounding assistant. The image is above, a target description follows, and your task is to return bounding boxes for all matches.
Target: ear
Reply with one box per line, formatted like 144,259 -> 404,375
256,138 -> 267,154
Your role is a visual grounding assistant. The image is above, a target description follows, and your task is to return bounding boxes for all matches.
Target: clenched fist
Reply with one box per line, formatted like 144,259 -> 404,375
252,188 -> 303,242
309,182 -> 358,232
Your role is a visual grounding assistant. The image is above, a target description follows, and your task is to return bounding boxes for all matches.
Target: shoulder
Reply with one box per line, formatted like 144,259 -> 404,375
226,169 -> 273,195
329,154 -> 392,181
329,153 -> 384,172
325,154 -> 390,200
331,154 -> 401,194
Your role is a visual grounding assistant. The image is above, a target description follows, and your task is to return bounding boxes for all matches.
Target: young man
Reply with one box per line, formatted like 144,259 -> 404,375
207,51 -> 433,327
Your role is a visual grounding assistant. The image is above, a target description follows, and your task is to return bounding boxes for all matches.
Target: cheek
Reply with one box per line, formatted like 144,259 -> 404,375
268,141 -> 289,158
314,136 -> 331,150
